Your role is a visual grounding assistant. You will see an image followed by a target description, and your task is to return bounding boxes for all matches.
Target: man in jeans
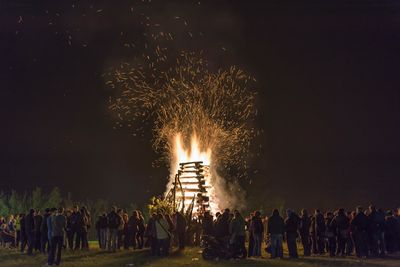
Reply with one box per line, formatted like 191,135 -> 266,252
107,206 -> 121,252
47,207 -> 66,266
267,209 -> 285,259
250,210 -> 264,257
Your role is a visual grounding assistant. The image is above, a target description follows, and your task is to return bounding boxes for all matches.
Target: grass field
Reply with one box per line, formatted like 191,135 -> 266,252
1,243 -> 399,267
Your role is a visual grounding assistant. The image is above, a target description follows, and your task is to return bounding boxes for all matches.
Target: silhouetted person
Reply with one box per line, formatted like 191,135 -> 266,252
215,209 -> 230,240
174,211 -> 187,250
310,215 -> 317,254
229,210 -> 247,259
325,212 -> 336,257
95,213 -> 108,249
351,206 -> 369,258
70,205 -> 80,250
65,210 -> 73,250
128,211 -> 139,249
47,207 -> 66,266
25,209 -> 35,255
41,208 -> 51,253
385,210 -> 399,253
285,209 -> 299,258
145,213 -> 157,256
333,208 -> 349,257
107,206 -> 121,252
299,209 -> 311,256
201,211 -> 214,236
155,212 -> 171,256
250,210 -> 264,257
346,211 -> 355,255
314,209 -> 326,254
267,209 -> 284,259
19,213 -> 27,253
137,211 -> 145,249
33,210 -> 42,252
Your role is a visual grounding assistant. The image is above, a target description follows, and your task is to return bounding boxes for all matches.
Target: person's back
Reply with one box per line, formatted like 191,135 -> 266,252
230,214 -> 246,237
268,213 -> 284,235
48,208 -> 66,266
202,212 -> 214,236
52,214 -> 66,237
285,213 -> 299,236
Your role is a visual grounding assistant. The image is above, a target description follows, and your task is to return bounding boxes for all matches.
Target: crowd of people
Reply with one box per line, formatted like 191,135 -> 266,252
1,204 -> 400,265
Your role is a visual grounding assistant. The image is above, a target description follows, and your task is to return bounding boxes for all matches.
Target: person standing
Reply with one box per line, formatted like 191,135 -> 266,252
155,212 -> 171,256
20,213 -> 27,253
41,208 -> 51,253
128,211 -> 139,249
314,209 -> 326,255
107,206 -> 121,252
25,209 -> 35,255
351,206 -> 369,258
285,209 -> 299,259
299,209 -> 311,256
174,211 -> 187,250
325,212 -> 337,257
267,209 -> 284,259
229,210 -> 247,258
116,209 -> 125,250
34,210 -> 43,252
137,211 -> 145,249
145,213 -> 157,256
250,210 -> 264,257
70,205 -> 80,250
47,207 -> 66,266
384,210 -> 398,253
15,214 -> 21,247
333,208 -> 350,257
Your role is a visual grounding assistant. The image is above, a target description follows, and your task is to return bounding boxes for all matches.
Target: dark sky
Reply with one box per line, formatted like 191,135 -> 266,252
1,0 -> 400,211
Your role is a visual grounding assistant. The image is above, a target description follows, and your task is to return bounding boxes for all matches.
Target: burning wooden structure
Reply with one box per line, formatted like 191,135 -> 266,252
167,161 -> 211,215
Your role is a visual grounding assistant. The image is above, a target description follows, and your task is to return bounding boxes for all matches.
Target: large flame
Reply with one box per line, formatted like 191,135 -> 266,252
170,133 -> 220,213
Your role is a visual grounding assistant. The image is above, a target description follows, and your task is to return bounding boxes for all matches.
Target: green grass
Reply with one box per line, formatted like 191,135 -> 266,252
0,242 -> 399,267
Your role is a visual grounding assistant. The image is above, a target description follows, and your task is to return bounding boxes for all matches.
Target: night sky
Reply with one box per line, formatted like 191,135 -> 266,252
2,1 -> 400,211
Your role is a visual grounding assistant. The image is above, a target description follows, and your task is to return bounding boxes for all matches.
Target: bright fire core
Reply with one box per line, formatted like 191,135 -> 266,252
170,133 -> 220,214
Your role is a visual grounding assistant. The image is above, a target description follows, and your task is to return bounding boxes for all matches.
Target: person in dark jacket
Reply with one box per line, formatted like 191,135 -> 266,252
267,209 -> 284,259
41,208 -> 51,253
249,210 -> 264,257
137,211 -> 145,249
25,209 -> 35,255
285,209 -> 299,258
310,215 -> 317,254
79,207 -> 90,250
346,211 -> 355,255
145,213 -> 157,255
33,210 -> 43,252
65,210 -> 73,250
351,206 -> 369,258
201,211 -> 214,236
70,205 -> 80,250
229,210 -> 247,259
333,208 -> 349,257
95,213 -> 108,249
107,206 -> 121,252
299,209 -> 311,256
174,211 -> 187,250
19,213 -> 27,253
385,210 -> 399,253
314,209 -> 326,255
367,205 -> 385,257
214,209 -> 230,240
325,212 -> 336,257
47,207 -> 67,266
128,211 -> 139,249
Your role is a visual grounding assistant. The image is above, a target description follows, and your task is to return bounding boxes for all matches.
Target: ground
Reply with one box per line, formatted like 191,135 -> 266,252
1,243 -> 399,267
